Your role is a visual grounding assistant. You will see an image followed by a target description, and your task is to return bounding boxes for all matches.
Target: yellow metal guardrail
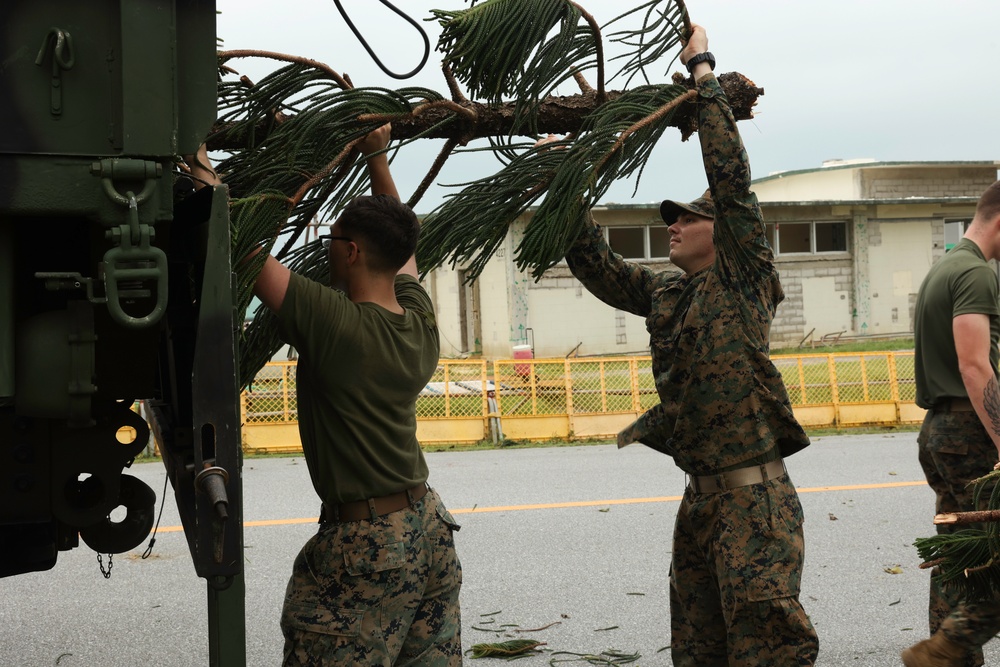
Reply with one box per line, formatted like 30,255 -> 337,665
240,351 -> 923,453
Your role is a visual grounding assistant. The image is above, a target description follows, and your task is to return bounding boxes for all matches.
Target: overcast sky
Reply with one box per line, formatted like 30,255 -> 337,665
215,0 -> 1000,214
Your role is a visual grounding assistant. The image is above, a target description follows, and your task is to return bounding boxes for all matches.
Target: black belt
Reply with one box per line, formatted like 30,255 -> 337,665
936,397 -> 974,412
320,483 -> 428,523
688,459 -> 787,494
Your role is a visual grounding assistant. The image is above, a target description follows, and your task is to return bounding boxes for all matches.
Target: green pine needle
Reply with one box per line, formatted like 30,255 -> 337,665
468,639 -> 546,659
214,2 -> 691,385
913,470 -> 1000,602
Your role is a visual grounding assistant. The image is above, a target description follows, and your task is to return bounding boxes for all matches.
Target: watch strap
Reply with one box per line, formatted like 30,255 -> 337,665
685,51 -> 715,74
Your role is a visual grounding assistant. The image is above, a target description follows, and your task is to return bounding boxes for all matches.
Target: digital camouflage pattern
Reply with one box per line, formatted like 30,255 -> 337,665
917,409 -> 1000,666
670,477 -> 817,665
566,74 -> 809,475
566,72 -> 817,664
281,489 -> 462,667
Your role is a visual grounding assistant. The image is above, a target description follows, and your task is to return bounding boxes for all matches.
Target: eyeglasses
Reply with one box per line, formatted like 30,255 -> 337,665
319,234 -> 353,249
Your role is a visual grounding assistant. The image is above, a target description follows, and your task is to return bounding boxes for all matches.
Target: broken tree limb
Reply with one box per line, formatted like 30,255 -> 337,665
933,509 -> 1000,525
206,71 -> 762,151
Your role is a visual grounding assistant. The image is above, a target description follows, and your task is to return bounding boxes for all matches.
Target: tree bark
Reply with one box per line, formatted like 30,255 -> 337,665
934,509 -> 1000,525
207,71 -> 762,151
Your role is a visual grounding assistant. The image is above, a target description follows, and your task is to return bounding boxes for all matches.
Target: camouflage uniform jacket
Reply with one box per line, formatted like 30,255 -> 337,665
566,74 -> 809,475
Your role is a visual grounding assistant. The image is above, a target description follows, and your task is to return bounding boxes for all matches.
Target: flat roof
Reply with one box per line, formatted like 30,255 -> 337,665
593,196 -> 979,210
758,196 -> 978,207
752,160 -> 1000,185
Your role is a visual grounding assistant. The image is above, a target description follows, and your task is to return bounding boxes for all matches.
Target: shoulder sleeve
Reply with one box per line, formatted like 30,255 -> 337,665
696,74 -> 775,293
565,211 -> 656,317
953,263 -> 1000,317
395,275 -> 438,332
277,271 -> 358,360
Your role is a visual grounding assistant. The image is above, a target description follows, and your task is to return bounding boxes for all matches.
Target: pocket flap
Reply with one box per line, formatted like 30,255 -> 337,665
435,503 -> 462,531
281,602 -> 364,637
343,540 -> 405,576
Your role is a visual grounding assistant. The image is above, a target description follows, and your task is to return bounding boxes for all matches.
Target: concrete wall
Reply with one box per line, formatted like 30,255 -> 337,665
527,265 -> 651,358
771,257 -> 854,344
862,167 -> 995,199
755,167 -> 860,202
866,220 -> 932,334
428,270 -> 467,358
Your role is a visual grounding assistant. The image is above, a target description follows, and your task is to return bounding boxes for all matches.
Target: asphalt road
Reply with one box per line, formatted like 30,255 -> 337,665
3,432 -> 998,666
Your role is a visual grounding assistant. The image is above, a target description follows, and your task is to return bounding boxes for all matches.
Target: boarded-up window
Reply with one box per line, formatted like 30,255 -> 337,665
607,227 -> 644,259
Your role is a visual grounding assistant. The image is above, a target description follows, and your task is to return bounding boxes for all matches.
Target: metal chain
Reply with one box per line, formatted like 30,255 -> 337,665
97,552 -> 113,579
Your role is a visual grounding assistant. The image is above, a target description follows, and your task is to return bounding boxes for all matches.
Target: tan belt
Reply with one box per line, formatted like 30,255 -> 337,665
320,483 -> 428,523
688,459 -> 787,494
938,397 -> 974,412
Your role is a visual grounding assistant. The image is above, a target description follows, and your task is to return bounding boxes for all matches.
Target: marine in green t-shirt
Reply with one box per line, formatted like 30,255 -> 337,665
905,181 -> 1000,666
233,124 -> 463,666
914,237 -> 1000,410
277,270 -> 437,504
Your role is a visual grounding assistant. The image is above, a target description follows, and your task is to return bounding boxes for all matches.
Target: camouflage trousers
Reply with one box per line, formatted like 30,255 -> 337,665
281,488 -> 462,667
669,474 -> 818,666
917,409 -> 1000,666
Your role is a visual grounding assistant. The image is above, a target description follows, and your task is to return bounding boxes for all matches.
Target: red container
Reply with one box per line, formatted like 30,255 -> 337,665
513,344 -> 533,377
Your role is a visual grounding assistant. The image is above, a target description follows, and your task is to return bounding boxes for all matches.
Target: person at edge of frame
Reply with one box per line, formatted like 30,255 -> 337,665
183,124 -> 463,667
904,180 -> 1000,667
539,23 -> 820,666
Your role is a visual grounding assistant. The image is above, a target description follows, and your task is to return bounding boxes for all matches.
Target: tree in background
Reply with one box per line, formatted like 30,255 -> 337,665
205,0 -> 762,387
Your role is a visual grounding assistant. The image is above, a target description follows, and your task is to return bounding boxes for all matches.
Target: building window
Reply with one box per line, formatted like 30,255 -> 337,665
606,225 -> 670,260
815,221 -> 847,252
604,220 -> 848,259
765,221 -> 848,255
777,222 -> 812,253
649,226 -> 670,258
607,227 -> 644,259
944,218 -> 971,251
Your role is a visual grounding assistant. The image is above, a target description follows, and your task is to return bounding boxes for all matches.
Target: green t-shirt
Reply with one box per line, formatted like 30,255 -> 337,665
277,272 -> 438,504
914,238 -> 1000,409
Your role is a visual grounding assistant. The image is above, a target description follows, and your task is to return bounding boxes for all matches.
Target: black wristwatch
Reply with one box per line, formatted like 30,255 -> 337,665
685,51 -> 715,74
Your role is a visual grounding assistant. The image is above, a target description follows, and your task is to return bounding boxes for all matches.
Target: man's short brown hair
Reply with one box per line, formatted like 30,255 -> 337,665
975,180 -> 1000,223
337,194 -> 419,274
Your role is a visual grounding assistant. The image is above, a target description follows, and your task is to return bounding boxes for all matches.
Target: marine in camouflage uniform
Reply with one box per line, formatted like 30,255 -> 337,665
238,124 -> 462,666
907,184 -> 1000,666
565,28 -> 818,666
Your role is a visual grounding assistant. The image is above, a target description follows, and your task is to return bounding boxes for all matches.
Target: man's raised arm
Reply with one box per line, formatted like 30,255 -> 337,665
355,124 -> 417,279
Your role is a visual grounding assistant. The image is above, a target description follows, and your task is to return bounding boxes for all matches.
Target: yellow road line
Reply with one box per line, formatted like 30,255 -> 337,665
152,480 -> 928,532
797,481 -> 926,493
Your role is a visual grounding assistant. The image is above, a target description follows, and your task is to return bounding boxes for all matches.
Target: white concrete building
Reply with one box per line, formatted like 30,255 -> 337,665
424,160 -> 1000,359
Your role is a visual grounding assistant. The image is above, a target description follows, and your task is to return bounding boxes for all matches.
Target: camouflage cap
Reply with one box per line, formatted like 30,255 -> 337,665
659,189 -> 715,225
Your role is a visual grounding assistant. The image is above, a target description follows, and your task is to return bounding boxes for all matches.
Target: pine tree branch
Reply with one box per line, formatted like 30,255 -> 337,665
934,509 -> 1000,525
218,50 -> 352,90
206,71 -> 761,151
568,1 -> 606,102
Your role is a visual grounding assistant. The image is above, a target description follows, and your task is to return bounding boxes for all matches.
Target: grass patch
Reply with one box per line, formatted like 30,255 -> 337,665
778,336 -> 914,355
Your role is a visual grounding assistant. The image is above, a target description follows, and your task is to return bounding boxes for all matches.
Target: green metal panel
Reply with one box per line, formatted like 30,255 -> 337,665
0,1 -> 121,155
0,1 -> 218,158
209,573 -> 247,667
1,0 -> 247,662
0,223 -> 11,399
119,0 -> 176,155
175,0 -> 220,156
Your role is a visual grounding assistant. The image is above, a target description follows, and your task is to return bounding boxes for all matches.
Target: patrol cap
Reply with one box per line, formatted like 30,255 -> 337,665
659,190 -> 715,225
